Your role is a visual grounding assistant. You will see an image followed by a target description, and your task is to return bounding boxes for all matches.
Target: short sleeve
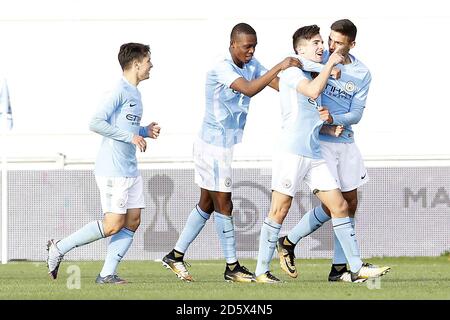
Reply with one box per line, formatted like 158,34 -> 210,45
280,67 -> 306,89
212,60 -> 242,88
253,58 -> 268,78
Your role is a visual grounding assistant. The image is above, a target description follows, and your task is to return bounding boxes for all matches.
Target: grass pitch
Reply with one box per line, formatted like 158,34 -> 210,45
0,256 -> 449,300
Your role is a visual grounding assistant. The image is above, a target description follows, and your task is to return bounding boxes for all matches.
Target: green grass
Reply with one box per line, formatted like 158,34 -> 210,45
0,257 -> 449,300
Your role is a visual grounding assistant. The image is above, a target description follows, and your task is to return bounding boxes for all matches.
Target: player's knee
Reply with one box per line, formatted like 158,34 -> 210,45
216,201 -> 233,215
334,199 -> 349,216
126,217 -> 141,231
347,198 -> 358,215
103,226 -> 120,237
198,201 -> 214,214
227,201 -> 233,214
103,222 -> 125,236
269,204 -> 290,221
321,204 -> 332,216
135,216 -> 141,227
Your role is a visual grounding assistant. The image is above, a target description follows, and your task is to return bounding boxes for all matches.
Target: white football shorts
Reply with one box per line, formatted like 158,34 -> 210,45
193,137 -> 234,193
320,141 -> 369,192
95,175 -> 145,214
271,151 -> 339,197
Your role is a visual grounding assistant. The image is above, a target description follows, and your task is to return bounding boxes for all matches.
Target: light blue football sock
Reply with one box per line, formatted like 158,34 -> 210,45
332,217 -> 363,272
255,217 -> 282,277
287,206 -> 330,244
214,212 -> 237,264
56,220 -> 105,255
174,205 -> 211,253
333,217 -> 355,265
100,228 -> 135,277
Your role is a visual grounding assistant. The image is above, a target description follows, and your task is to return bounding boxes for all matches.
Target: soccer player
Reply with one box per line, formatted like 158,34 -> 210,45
161,23 -> 301,282
254,24 -> 344,283
276,19 -> 390,283
46,43 -> 161,284
255,24 -> 390,283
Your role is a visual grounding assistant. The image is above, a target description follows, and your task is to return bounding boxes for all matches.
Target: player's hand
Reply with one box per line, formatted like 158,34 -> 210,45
334,125 -> 344,137
330,67 -> 341,79
320,125 -> 344,137
148,122 -> 161,139
317,106 -> 333,123
132,134 -> 147,152
279,57 -> 302,71
328,50 -> 344,66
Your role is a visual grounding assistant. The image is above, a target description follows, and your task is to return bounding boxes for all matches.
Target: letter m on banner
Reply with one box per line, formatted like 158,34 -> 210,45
0,78 -> 12,131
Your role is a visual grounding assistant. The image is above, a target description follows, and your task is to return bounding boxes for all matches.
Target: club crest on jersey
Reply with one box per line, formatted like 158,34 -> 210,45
117,198 -> 126,208
345,81 -> 356,93
224,177 -> 232,188
282,179 -> 292,189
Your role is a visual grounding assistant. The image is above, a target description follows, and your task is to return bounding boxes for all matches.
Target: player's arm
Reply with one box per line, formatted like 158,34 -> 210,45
328,73 -> 371,126
230,57 -> 301,97
299,57 -> 341,79
328,104 -> 364,126
267,77 -> 280,91
89,92 -> 133,143
320,124 -> 344,137
296,51 -> 344,99
89,92 -> 150,152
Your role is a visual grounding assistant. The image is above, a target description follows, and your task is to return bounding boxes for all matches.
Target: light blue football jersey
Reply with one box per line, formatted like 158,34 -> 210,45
278,64 -> 324,159
319,51 -> 371,143
199,53 -> 267,148
89,77 -> 149,177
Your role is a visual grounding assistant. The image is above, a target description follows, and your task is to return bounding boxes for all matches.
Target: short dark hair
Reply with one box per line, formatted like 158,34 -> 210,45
230,23 -> 257,41
331,19 -> 357,41
118,43 -> 150,71
292,25 -> 321,53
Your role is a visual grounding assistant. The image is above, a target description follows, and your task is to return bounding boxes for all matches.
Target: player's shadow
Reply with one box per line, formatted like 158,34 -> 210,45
144,174 -> 179,252
233,181 -> 272,251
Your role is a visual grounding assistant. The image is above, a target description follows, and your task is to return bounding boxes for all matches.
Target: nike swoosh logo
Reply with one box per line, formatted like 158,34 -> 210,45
350,233 -> 355,237
282,254 -> 296,273
361,173 -> 366,179
222,229 -> 233,233
130,103 -> 136,107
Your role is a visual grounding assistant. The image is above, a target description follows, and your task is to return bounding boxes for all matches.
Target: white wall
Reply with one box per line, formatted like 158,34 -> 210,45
1,0 -> 449,162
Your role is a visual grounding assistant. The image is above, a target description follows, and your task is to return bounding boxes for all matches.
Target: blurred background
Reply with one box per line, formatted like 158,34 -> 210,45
1,0 -> 449,168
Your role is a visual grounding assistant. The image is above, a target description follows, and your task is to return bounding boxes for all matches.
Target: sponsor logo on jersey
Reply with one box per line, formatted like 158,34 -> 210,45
324,83 -> 352,101
126,114 -> 141,122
